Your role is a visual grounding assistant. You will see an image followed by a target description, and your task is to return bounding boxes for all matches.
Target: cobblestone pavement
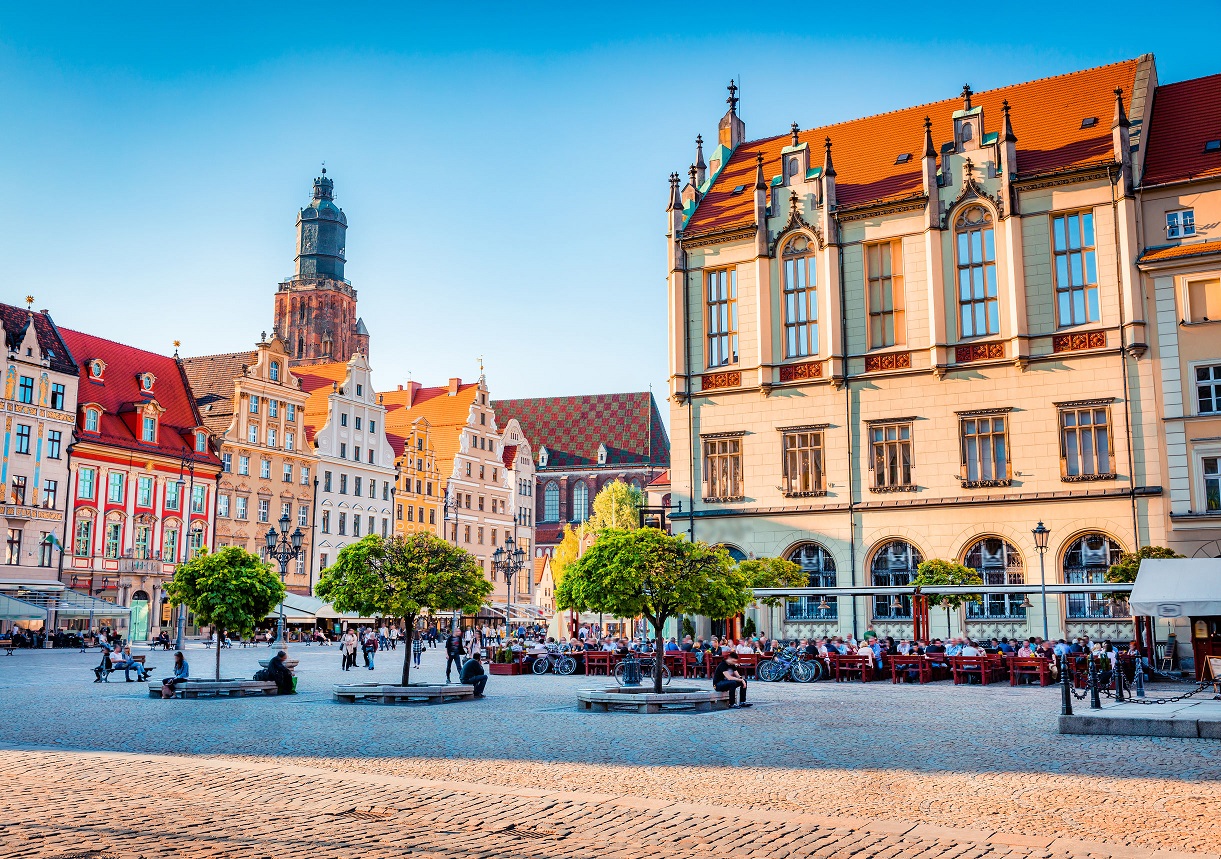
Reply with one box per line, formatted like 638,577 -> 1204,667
2,644 -> 1219,857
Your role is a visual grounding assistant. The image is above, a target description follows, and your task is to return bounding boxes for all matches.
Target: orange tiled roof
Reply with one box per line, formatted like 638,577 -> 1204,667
1142,73 -> 1221,186
294,361 -> 351,445
1137,240 -> 1221,265
380,381 -> 480,481
180,350 -> 256,435
533,556 -> 548,586
685,59 -> 1140,236
648,469 -> 670,487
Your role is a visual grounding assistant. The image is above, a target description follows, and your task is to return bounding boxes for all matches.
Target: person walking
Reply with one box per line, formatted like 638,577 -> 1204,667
412,634 -> 424,669
362,630 -> 378,670
445,630 -> 465,683
341,630 -> 358,671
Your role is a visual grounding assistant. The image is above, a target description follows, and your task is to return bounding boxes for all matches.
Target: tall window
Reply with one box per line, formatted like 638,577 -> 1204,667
50,383 -> 65,409
270,361 -> 280,382
703,436 -> 743,501
964,538 -> 1025,618
260,459 -> 271,480
866,240 -> 905,348
785,543 -> 837,620
10,476 -> 26,505
782,236 -> 818,358
134,525 -> 151,559
48,430 -> 62,459
137,476 -> 153,507
960,414 -> 1009,484
705,269 -> 738,367
74,519 -> 92,556
164,527 -> 179,562
107,472 -> 124,504
166,480 -> 181,511
1059,405 -> 1113,479
188,525 -> 205,557
782,430 -> 824,496
85,409 -> 99,432
1197,364 -> 1221,415
338,512 -> 347,535
871,540 -> 922,619
1204,457 -> 1220,512
321,510 -> 330,532
955,205 -> 998,338
249,395 -> 260,414
1052,211 -> 1099,327
1064,534 -> 1126,618
236,497 -> 248,520
104,522 -> 121,559
869,422 -> 913,490
238,455 -> 250,476
14,424 -> 30,454
77,468 -> 96,500
258,499 -> 270,523
286,404 -> 296,422
543,482 -> 559,522
5,529 -> 20,565
38,531 -> 53,566
141,416 -> 156,442
216,494 -> 229,517
42,479 -> 57,509
17,376 -> 33,404
572,482 -> 589,522
191,486 -> 205,514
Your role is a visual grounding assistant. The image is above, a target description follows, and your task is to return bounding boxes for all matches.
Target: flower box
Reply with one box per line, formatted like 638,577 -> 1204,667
490,661 -> 522,675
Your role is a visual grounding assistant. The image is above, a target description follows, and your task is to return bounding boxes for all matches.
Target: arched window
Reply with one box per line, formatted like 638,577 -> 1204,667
629,479 -> 642,492
871,540 -> 922,619
955,205 -> 998,338
296,336 -> 304,359
1063,533 -> 1126,618
542,482 -> 559,522
719,544 -> 747,562
572,482 -> 589,523
782,234 -> 818,358
786,543 -> 837,620
269,361 -> 280,382
963,537 -> 1025,618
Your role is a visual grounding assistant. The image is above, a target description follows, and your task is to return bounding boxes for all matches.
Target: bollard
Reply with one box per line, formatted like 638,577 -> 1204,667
621,655 -> 642,687
1135,661 -> 1145,698
1088,659 -> 1102,710
1114,663 -> 1124,702
1060,654 -> 1073,716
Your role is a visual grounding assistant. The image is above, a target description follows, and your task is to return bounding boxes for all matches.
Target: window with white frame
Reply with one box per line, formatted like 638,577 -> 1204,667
1198,364 -> 1221,415
705,269 -> 738,367
1166,209 -> 1195,239
781,236 -> 818,358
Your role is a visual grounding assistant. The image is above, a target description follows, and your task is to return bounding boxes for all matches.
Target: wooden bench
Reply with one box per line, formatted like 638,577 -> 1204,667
830,654 -> 874,682
1008,656 -> 1054,686
887,654 -> 933,684
98,654 -> 155,682
948,655 -> 1007,685
2,639 -> 15,656
332,683 -> 475,705
149,679 -> 278,699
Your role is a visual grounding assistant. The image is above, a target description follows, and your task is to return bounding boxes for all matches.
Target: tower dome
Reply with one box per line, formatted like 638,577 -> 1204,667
295,168 -> 347,280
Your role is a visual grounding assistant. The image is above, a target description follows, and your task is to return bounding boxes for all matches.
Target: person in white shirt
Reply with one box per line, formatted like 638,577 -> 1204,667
960,641 -> 982,657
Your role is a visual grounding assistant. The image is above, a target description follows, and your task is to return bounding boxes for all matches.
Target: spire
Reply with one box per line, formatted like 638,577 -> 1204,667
923,116 -> 936,157
695,134 -> 707,184
791,122 -> 800,147
823,137 -> 836,178
1112,87 -> 1129,129
1001,100 -> 1017,142
754,153 -> 767,190
790,191 -> 800,215
718,79 -> 746,149
726,79 -> 739,114
688,163 -> 698,192
667,172 -> 681,211
961,83 -> 973,111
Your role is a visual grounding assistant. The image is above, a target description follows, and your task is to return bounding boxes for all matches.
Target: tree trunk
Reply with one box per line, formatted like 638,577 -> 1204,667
653,617 -> 667,694
215,626 -> 222,680
401,614 -> 416,687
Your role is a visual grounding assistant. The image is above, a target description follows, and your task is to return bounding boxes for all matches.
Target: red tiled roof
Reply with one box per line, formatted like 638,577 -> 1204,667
1142,73 -> 1221,186
533,556 -> 548,585
380,381 -> 481,478
686,59 -> 1140,235
648,469 -> 670,487
58,327 -> 220,465
180,350 -> 256,435
0,305 -> 76,376
501,443 -> 518,470
1137,240 -> 1221,264
491,392 -> 670,471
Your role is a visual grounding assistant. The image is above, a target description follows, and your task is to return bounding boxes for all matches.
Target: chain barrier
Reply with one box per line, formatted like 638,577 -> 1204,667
1059,654 -> 1217,714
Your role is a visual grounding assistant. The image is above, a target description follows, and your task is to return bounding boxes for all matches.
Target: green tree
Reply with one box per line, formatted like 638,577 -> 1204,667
556,528 -> 747,693
551,524 -> 583,581
165,547 -> 285,681
913,559 -> 983,633
586,480 -> 644,532
315,533 -> 493,686
1106,545 -> 1183,599
736,556 -> 807,635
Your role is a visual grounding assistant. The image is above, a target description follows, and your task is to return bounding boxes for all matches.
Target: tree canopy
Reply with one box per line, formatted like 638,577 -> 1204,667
586,480 -> 644,532
315,532 -> 492,686
166,546 -> 285,680
551,523 -> 583,582
1105,545 -> 1183,599
913,558 -> 983,610
736,557 -> 807,607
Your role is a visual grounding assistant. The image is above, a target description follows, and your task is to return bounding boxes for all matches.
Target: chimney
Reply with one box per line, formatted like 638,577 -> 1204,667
718,79 -> 745,150
406,380 -> 421,406
448,377 -> 461,395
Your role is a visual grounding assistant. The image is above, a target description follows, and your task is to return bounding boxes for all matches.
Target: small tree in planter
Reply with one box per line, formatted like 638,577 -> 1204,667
315,532 -> 492,687
913,559 -> 983,635
558,528 -> 783,694
165,547 -> 285,681
736,557 -> 807,637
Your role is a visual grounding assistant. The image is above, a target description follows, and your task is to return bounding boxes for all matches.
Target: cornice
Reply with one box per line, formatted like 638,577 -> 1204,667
835,193 -> 928,224
680,223 -> 759,250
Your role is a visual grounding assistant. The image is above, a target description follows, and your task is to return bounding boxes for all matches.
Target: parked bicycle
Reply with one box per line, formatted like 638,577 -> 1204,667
613,653 -> 671,686
531,644 -> 579,675
756,647 -> 821,682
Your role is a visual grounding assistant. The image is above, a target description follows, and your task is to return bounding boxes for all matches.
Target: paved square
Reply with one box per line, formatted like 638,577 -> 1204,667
2,644 -> 1218,858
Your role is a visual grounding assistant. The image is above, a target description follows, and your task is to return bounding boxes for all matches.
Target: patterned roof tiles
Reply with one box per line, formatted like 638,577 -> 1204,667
491,392 -> 670,471
0,304 -> 77,376
1142,73 -> 1221,186
180,350 -> 256,435
685,59 -> 1141,236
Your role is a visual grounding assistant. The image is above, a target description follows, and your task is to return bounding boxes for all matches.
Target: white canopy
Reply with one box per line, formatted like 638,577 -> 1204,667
1130,558 -> 1221,618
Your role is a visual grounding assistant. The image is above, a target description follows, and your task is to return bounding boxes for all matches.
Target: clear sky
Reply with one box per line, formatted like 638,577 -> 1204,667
0,3 -> 1213,416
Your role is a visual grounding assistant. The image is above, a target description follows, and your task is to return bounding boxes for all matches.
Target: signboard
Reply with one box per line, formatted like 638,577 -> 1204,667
1207,656 -> 1221,682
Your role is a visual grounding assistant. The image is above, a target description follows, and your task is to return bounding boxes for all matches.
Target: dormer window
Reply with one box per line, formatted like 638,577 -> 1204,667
138,373 -> 155,393
142,416 -> 157,443
269,361 -> 280,382
84,408 -> 100,432
538,446 -> 549,468
88,360 -> 105,381
195,431 -> 207,453
597,443 -> 608,466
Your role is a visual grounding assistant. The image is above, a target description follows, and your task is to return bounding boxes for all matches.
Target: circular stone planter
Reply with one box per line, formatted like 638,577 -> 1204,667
577,686 -> 731,713
332,682 -> 476,705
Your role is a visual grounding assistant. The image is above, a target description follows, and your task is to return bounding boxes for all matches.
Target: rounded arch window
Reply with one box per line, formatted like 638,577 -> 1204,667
786,542 -> 837,620
719,544 -> 747,563
870,540 -> 922,619
542,482 -> 560,522
782,234 -> 818,359
963,537 -> 1025,619
1063,533 -> 1126,618
572,482 -> 589,523
629,479 -> 642,492
954,204 -> 998,339
131,590 -> 150,602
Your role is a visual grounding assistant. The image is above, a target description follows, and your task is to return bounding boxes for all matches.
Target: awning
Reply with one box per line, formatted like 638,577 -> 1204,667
1131,558 -> 1221,618
265,593 -> 328,622
5,589 -> 131,618
489,603 -> 549,623
0,593 -> 44,621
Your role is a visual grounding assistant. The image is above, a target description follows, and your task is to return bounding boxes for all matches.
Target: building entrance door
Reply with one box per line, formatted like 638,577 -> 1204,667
130,591 -> 150,641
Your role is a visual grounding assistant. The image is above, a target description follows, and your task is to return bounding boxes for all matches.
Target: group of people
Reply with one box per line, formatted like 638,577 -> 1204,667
339,628 -> 383,671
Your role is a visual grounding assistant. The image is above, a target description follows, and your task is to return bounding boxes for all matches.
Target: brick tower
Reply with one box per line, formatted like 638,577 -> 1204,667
273,170 -> 370,366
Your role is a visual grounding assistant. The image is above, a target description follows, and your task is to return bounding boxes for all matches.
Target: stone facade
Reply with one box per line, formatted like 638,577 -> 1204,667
499,417 -> 535,603
391,413 -> 442,538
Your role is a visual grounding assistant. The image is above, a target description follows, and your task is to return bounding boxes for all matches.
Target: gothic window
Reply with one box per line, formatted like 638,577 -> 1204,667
782,235 -> 818,358
572,482 -> 589,523
955,205 -> 998,339
296,336 -> 304,359
870,540 -> 922,619
963,537 -> 1025,618
785,543 -> 837,620
1063,533 -> 1126,618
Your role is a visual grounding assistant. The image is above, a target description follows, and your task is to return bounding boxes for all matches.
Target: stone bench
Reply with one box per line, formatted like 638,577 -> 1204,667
332,683 -> 476,705
577,687 -> 732,714
148,679 -> 278,699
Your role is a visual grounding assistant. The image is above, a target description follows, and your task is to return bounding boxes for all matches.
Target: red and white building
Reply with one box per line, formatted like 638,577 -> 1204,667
60,330 -> 222,641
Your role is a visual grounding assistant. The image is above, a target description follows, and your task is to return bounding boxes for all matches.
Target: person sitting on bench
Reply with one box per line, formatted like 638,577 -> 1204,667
113,646 -> 147,682
161,652 -> 189,698
93,644 -> 114,682
712,652 -> 751,708
259,650 -> 295,695
460,651 -> 488,698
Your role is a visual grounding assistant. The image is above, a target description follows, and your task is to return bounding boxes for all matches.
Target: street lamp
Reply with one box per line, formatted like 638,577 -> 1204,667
265,513 -> 305,650
492,535 -> 526,634
1032,521 -> 1051,641
173,448 -> 197,650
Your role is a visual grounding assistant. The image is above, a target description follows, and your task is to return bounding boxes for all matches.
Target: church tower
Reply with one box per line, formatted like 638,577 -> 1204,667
273,170 -> 370,366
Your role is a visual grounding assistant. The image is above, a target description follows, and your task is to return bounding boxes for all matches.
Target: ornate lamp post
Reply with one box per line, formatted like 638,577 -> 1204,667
265,514 -> 304,650
172,449 -> 197,650
1032,521 -> 1051,641
492,535 -> 526,633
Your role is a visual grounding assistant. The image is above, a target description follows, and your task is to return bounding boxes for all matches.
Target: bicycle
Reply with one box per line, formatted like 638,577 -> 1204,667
530,645 -> 578,675
756,647 -> 821,682
613,653 -> 671,686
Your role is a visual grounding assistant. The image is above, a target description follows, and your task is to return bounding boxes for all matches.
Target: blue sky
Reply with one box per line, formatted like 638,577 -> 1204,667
0,3 -> 1213,416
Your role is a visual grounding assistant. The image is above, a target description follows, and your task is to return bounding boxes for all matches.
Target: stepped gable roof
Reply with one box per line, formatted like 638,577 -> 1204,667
685,58 -> 1140,236
58,327 -> 220,465
1142,72 -> 1221,186
294,360 -> 351,445
180,350 -> 255,435
380,381 -> 480,475
491,392 -> 670,471
0,304 -> 77,376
